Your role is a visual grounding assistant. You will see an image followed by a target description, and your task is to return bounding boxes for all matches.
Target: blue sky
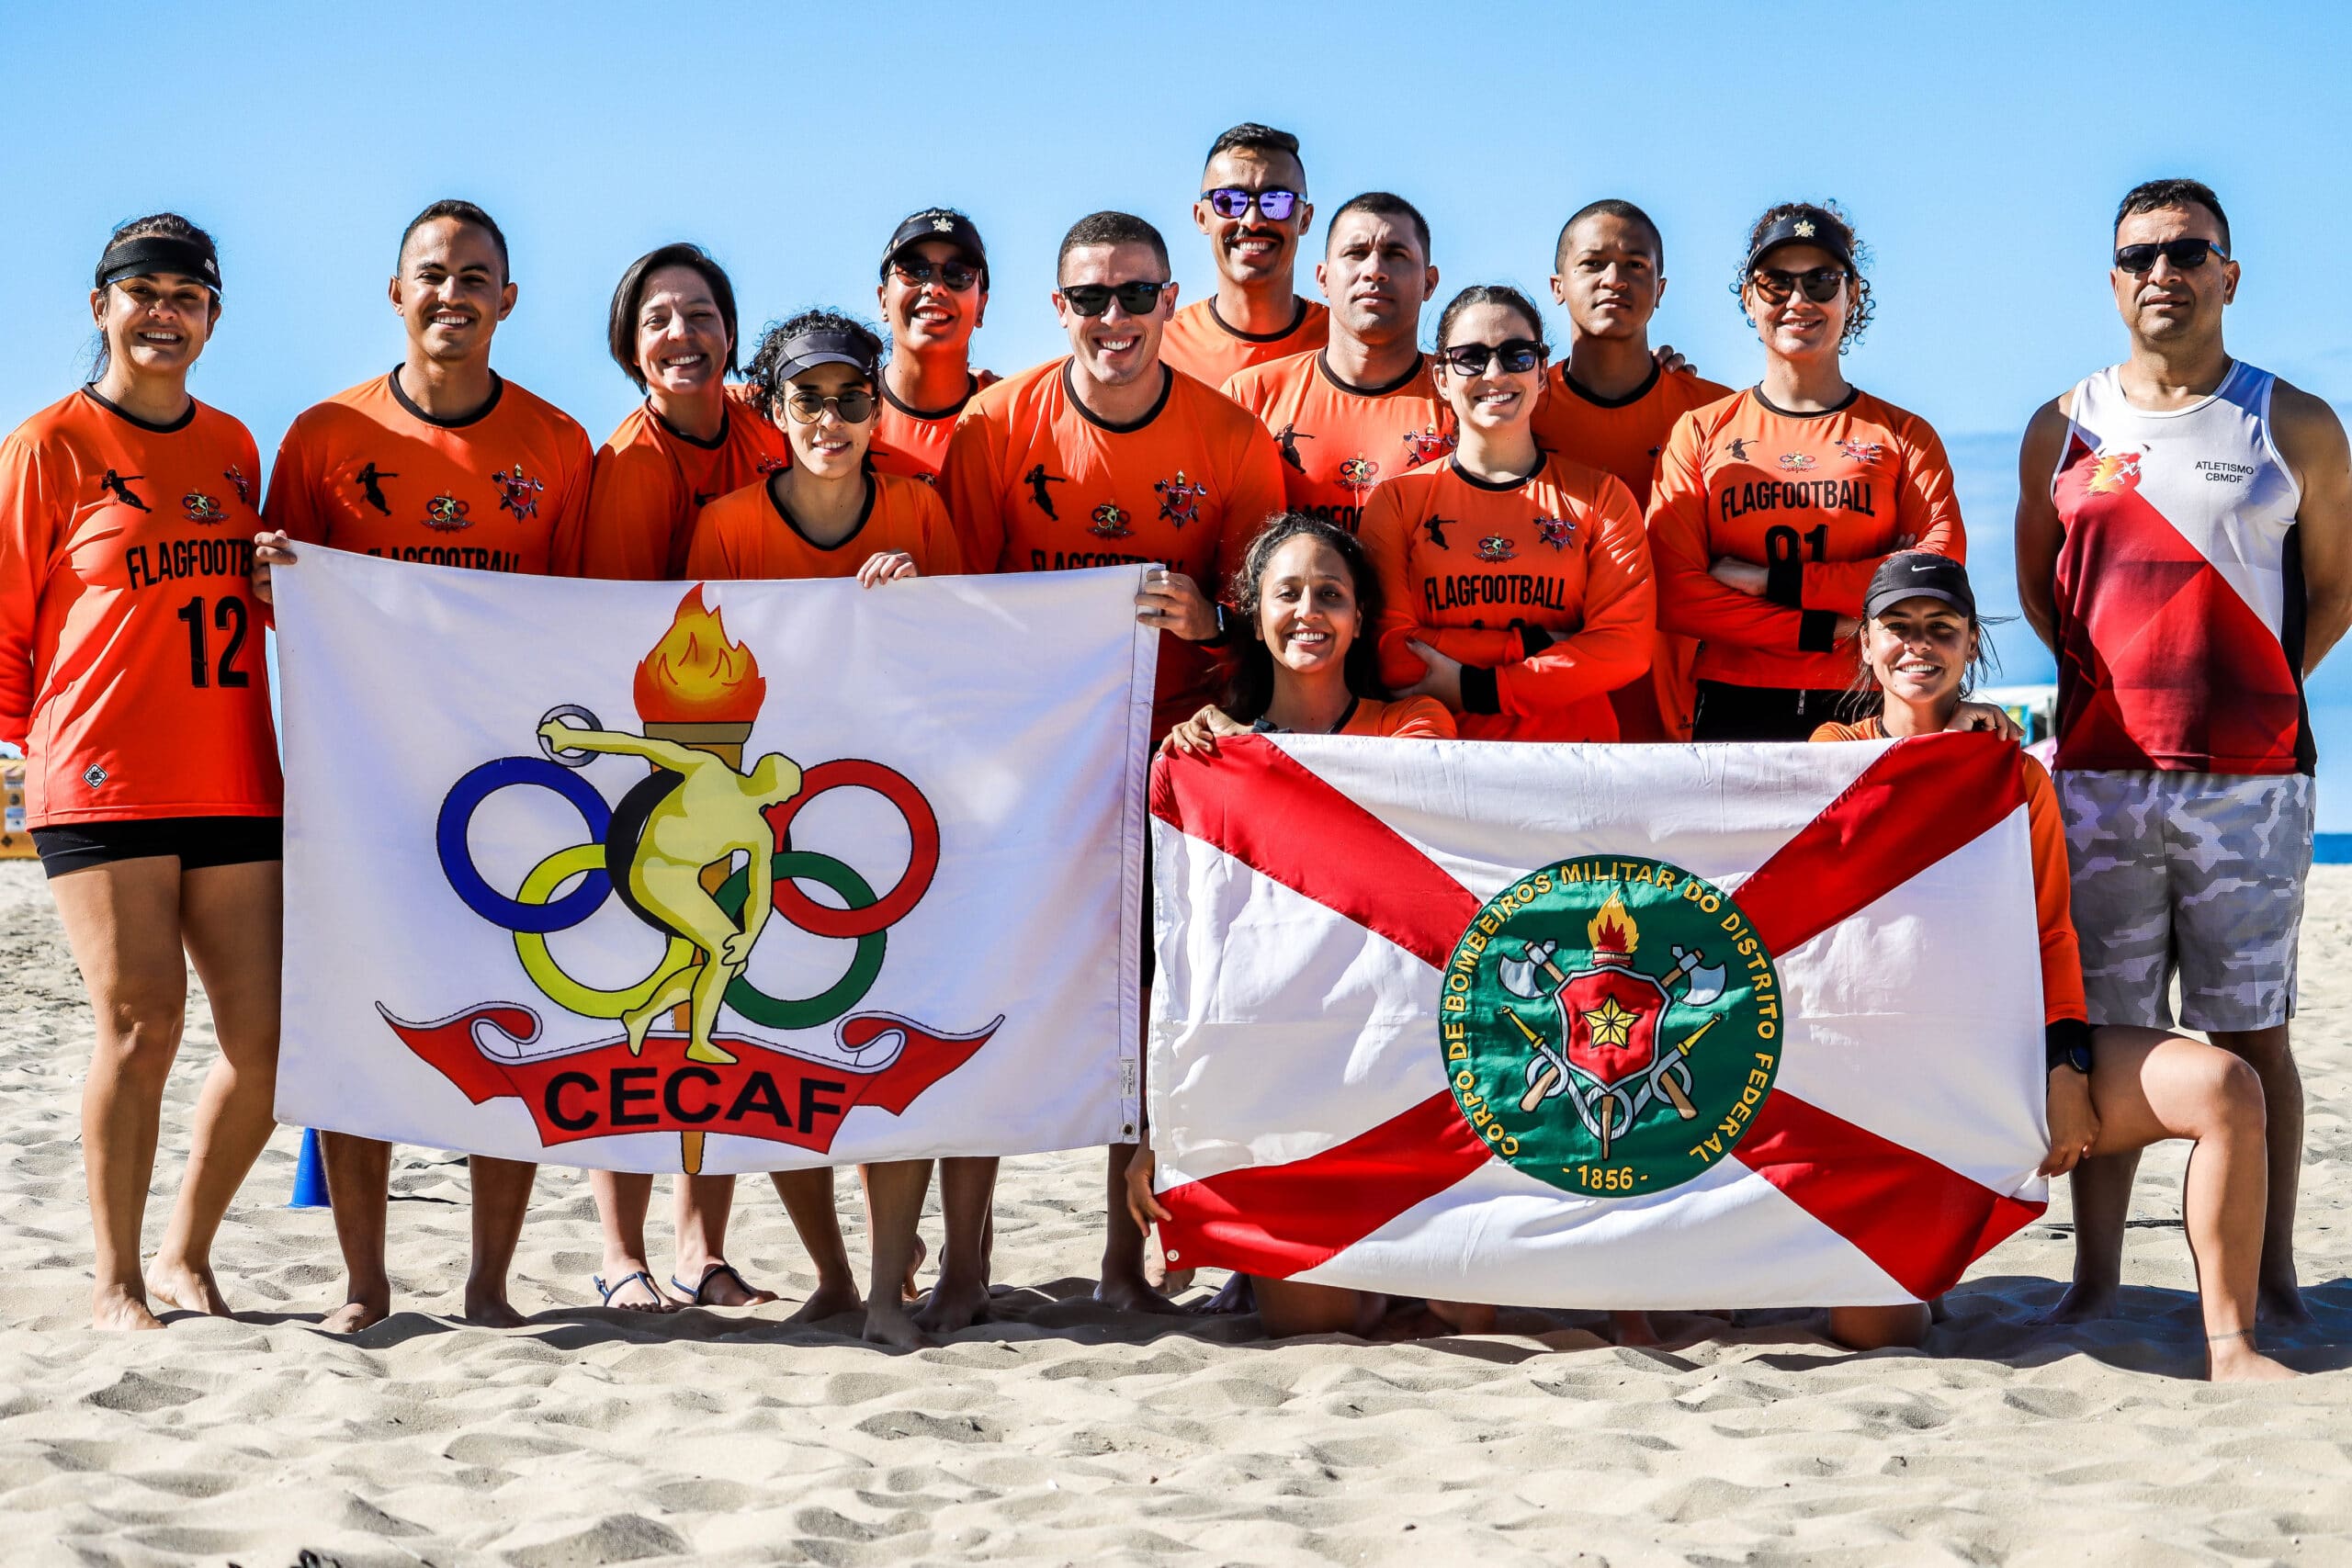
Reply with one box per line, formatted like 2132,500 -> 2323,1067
5,0 -> 2348,807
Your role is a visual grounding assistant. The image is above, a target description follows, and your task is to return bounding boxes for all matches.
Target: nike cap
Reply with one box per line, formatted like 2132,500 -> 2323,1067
1863,551 -> 1976,623
1746,204 -> 1856,275
881,209 -> 989,283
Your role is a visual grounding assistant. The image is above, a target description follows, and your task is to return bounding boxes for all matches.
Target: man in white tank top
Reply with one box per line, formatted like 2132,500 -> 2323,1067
2017,178 -> 2352,1332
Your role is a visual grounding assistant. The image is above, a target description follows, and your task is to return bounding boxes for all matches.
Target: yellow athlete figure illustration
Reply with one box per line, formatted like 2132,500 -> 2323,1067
537,716 -> 801,1065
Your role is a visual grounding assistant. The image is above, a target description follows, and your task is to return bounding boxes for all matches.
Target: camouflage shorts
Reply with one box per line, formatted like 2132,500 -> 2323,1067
2056,769 -> 2313,1032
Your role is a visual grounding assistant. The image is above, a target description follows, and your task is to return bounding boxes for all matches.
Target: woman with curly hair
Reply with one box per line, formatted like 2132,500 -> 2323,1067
1646,202 -> 1971,740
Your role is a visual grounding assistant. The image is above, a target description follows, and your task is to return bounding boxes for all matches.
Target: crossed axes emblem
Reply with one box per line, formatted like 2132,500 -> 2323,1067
1498,940 -> 1727,1159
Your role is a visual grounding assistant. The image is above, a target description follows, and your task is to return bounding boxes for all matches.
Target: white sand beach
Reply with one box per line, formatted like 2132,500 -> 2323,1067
4,859 -> 2349,1566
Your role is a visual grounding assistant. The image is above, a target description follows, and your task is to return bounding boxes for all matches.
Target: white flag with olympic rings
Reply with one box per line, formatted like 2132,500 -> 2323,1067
272,548 -> 1156,1172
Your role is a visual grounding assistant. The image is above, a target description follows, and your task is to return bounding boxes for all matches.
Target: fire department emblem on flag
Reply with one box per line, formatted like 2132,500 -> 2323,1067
1443,856 -> 1781,1197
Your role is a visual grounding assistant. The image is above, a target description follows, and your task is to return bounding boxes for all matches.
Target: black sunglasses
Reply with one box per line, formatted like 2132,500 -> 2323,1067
1060,280 -> 1171,317
1438,338 -> 1544,377
783,389 -> 876,424
2114,238 -> 2227,275
1750,266 -> 1847,304
1202,186 -> 1301,222
891,258 -> 980,292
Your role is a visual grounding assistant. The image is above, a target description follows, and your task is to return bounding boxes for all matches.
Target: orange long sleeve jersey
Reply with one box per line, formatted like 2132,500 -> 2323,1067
1359,454 -> 1655,742
1220,351 -> 1455,534
1647,389 -> 1964,692
1532,364 -> 1733,740
684,470 -> 963,581
579,400 -> 792,581
871,370 -> 1001,485
0,389 -> 281,825
1813,719 -> 2086,1028
939,359 -> 1285,737
264,370 -> 594,578
1159,299 -> 1330,389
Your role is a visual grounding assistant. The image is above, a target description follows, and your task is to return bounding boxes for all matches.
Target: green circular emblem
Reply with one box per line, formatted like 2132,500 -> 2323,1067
1441,855 -> 1784,1198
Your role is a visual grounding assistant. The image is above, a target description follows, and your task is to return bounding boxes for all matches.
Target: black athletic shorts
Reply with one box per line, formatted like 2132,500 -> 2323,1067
1690,681 -> 1871,742
1139,842 -> 1157,991
31,816 -> 283,879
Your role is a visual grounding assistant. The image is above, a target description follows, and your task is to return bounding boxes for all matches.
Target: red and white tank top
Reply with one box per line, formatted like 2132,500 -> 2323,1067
2050,359 -> 2308,775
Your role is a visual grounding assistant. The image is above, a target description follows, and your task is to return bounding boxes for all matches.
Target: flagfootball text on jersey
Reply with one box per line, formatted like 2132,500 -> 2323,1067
1648,388 -> 1964,692
0,389 -> 280,825
872,371 -> 1000,485
684,470 -> 964,581
1359,454 -> 1655,741
265,370 -> 594,577
581,401 -> 792,581
1159,298 -> 1330,389
2049,360 -> 2308,774
940,359 -> 1285,735
1532,365 -> 1734,741
1220,351 -> 1455,534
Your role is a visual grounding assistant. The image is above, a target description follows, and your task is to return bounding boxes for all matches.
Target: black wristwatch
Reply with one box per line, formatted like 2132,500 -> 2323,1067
2045,1019 -> 2093,1077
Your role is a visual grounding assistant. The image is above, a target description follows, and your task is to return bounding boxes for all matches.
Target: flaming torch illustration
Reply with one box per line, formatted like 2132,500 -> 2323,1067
634,585 -> 767,762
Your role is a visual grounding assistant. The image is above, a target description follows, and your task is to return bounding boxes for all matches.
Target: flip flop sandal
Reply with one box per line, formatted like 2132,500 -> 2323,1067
673,1260 -> 762,1306
593,1269 -> 673,1312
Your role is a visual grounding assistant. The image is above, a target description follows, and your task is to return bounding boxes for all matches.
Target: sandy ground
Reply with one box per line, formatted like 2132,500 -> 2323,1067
3,860 -> 2350,1567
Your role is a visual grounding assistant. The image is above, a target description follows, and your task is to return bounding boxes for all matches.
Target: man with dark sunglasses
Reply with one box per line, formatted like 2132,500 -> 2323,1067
1532,199 -> 1731,741
872,209 -> 998,482
1161,123 -> 1328,388
1222,192 -> 1451,535
938,209 -> 1282,1325
2017,177 -> 2352,1331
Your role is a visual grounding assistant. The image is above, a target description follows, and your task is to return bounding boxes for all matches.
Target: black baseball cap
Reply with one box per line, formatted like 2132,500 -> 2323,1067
881,209 -> 988,284
1864,551 -> 1976,622
1745,204 -> 1855,275
773,327 -> 878,383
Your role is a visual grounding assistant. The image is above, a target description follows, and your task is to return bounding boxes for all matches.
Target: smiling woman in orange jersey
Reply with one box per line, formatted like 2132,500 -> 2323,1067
579,244 -> 789,581
254,200 -> 591,1335
1360,285 -> 1654,742
869,209 -> 1000,484
0,216 -> 282,1330
1647,202 -> 1964,740
1160,123 -> 1329,387
684,310 -> 946,1352
1813,555 -> 2291,1382
1223,193 -> 1454,535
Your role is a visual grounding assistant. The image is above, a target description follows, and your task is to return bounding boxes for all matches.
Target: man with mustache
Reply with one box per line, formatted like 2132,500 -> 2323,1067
2017,176 -> 2352,1330
1160,123 -> 1327,388
257,198 -> 593,1331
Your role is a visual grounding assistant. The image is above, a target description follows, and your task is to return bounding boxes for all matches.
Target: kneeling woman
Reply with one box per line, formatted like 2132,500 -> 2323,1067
1816,554 -> 2291,1382
1137,514 -> 1453,1337
683,310 -> 961,1349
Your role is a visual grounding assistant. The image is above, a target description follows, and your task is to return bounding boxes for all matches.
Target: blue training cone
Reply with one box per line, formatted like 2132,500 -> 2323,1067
288,1127 -> 332,1209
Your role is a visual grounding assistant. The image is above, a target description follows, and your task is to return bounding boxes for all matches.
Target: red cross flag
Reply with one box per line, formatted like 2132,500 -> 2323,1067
1147,731 -> 2050,1309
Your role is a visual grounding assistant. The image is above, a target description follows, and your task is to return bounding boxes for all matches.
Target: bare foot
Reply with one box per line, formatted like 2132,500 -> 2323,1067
669,1261 -> 776,1309
92,1283 -> 165,1332
462,1289 -> 529,1328
1610,1310 -> 1658,1347
785,1276 -> 863,1325
863,1298 -> 935,1351
321,1294 -> 390,1334
913,1272 -> 991,1333
1094,1269 -> 1185,1315
147,1258 -> 232,1316
2259,1281 -> 2314,1326
594,1269 -> 675,1314
1192,1273 -> 1255,1316
1424,1299 -> 1497,1335
2210,1337 -> 2301,1382
2030,1281 -> 2119,1325
903,1235 -> 928,1303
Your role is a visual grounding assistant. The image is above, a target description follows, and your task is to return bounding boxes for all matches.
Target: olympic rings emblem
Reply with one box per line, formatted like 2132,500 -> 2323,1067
435,710 -> 940,1030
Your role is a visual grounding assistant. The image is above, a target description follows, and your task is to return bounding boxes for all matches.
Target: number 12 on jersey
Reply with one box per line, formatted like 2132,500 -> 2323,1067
175,593 -> 251,688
